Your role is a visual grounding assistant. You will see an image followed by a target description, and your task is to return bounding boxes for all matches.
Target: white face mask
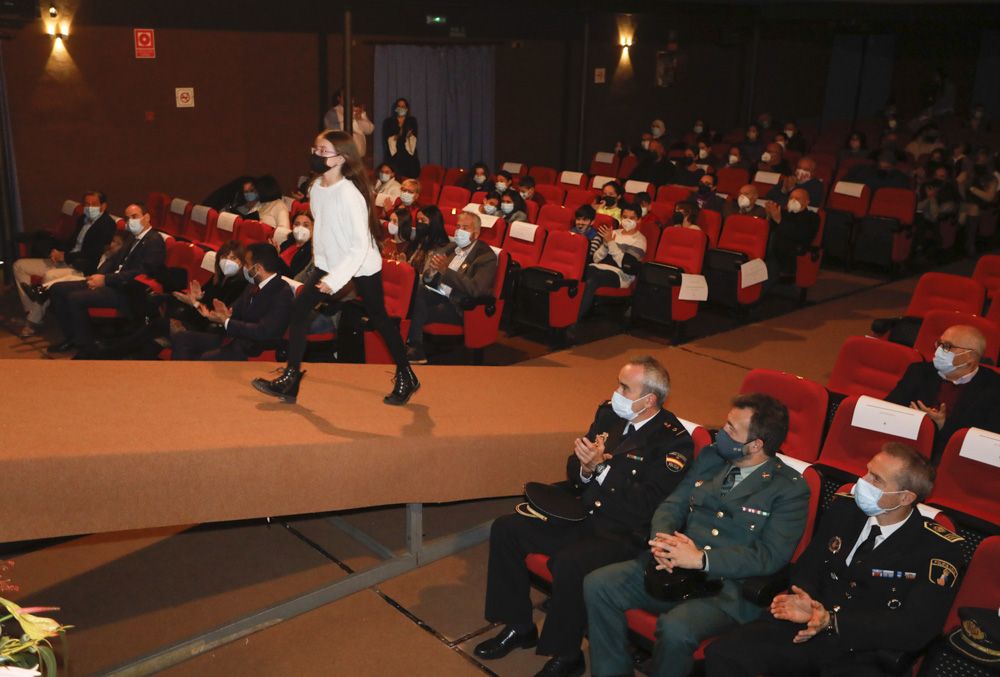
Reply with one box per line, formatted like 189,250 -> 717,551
520,190 -> 531,200
641,205 -> 649,216
501,202 -> 514,214
737,194 -> 752,209
621,218 -> 637,230
784,128 -> 795,137
127,218 -> 144,235
651,126 -> 664,138
693,125 -> 703,134
379,172 -> 391,183
399,191 -> 415,206
292,225 -> 311,243
787,198 -> 803,213
219,258 -> 240,277
761,152 -> 772,163
495,181 -> 508,193
387,222 -> 399,236
483,204 -> 497,215
795,169 -> 811,183
728,154 -> 739,165
85,206 -> 102,221
473,174 -> 487,184
611,390 -> 648,421
698,148 -> 708,159
641,140 -> 650,150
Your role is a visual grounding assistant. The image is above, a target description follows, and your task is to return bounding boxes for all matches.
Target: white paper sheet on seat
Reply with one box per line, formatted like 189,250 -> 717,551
850,395 -> 925,440
62,200 -> 79,216
958,427 -> 1000,468
591,175 -> 615,190
190,205 -> 211,225
740,258 -> 768,288
216,212 -> 238,232
508,221 -> 539,242
594,151 -> 615,163
501,162 -> 523,173
754,171 -> 781,185
200,251 -> 216,273
776,453 -> 812,475
834,181 -> 865,198
560,171 -> 584,185
624,180 -> 651,195
169,198 -> 190,215
462,203 -> 498,228
678,274 -> 709,301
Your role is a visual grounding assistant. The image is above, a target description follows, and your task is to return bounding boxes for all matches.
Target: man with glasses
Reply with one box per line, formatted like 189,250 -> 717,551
886,324 -> 1000,462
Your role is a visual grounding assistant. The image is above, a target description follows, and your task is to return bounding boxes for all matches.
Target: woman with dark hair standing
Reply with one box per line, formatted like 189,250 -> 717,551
252,130 -> 417,405
382,97 -> 420,180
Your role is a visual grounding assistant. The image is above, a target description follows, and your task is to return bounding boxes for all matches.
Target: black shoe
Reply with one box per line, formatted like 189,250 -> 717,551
535,653 -> 585,677
384,365 -> 420,405
251,367 -> 306,403
473,625 -> 538,660
20,282 -> 48,304
47,340 -> 75,354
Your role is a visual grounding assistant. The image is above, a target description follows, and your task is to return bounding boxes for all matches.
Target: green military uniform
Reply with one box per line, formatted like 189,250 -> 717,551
584,445 -> 810,677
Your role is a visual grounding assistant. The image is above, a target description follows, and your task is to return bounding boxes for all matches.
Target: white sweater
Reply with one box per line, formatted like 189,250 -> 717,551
310,177 -> 382,293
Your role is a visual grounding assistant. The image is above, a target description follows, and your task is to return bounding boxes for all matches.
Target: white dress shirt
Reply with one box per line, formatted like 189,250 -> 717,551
844,510 -> 912,566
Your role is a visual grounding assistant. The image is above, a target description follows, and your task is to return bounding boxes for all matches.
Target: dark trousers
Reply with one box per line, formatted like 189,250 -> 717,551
171,330 -> 248,361
50,280 -> 125,347
287,268 -> 408,369
577,267 -> 622,320
704,615 -> 889,677
484,513 -> 638,657
407,285 -> 463,347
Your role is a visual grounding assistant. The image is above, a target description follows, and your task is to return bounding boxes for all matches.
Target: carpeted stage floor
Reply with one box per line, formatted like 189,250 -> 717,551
0,255 -> 982,676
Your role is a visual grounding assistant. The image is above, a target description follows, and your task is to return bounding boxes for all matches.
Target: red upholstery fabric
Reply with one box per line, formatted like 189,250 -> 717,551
537,204 -> 573,232
739,369 -> 829,463
419,164 -> 446,187
905,273 -> 986,318
972,254 -> 1000,303
716,167 -> 749,196
928,429 -> 1000,527
443,167 -> 466,186
534,184 -> 566,206
528,166 -> 557,186
536,230 -> 588,328
795,209 -> 826,290
654,227 -> 707,322
696,209 -> 723,249
180,204 -> 217,244
718,215 -> 769,305
363,261 -> 415,364
502,223 -> 546,268
826,336 -> 923,399
236,219 -> 275,246
477,219 -> 508,248
868,187 -> 915,226
145,191 -> 172,232
437,186 -> 472,217
162,198 -> 193,237
826,182 -> 871,219
616,155 -> 638,180
425,251 -> 511,352
913,310 -> 1000,363
656,184 -> 694,204
942,536 -> 1000,633
589,153 -> 620,178
564,187 -> 596,214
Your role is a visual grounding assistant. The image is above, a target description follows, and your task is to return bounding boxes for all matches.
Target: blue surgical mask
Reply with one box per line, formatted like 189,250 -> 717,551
483,204 -> 497,215
611,390 -> 647,421
244,191 -> 258,203
501,202 -> 514,214
714,429 -> 749,461
473,174 -> 487,184
933,345 -> 967,376
244,266 -> 257,284
388,222 -> 399,237
126,218 -> 144,235
854,477 -> 906,517
453,229 -> 473,248
84,206 -> 102,221
219,258 -> 240,277
379,172 -> 391,183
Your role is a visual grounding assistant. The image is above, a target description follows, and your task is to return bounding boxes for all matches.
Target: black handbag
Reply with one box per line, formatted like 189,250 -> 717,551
515,482 -> 588,523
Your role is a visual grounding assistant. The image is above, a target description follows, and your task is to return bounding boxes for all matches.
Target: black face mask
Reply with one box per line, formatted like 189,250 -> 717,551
698,184 -> 713,194
672,212 -> 685,225
602,195 -> 616,207
309,153 -> 330,174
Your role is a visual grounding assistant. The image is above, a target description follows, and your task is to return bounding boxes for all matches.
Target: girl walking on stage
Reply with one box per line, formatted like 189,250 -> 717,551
252,130 -> 418,405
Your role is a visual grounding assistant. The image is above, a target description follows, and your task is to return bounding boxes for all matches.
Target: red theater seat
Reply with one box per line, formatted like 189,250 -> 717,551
534,184 -> 565,206
656,185 -> 693,204
696,209 -> 723,249
739,369 -> 829,463
363,261 -> 415,365
972,254 -> 1000,304
236,219 -> 275,246
563,187 -> 597,214
794,209 -> 826,299
162,198 -> 193,237
502,221 -> 546,268
537,204 -> 573,232
528,165 -> 556,185
707,215 -> 769,307
588,151 -> 620,178
826,336 -> 923,399
715,167 -> 749,196
912,310 -> 1000,363
928,428 -> 1000,533
181,204 -> 217,244
557,170 -> 588,190
145,192 -> 172,231
906,272 -> 986,319
443,167 -> 466,186
436,186 -> 471,218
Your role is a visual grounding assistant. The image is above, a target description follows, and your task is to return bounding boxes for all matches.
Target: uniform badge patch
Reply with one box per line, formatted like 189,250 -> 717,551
925,521 -> 964,542
963,618 -> 985,641
595,432 -> 609,446
929,558 -> 958,587
828,536 -> 842,554
665,452 -> 687,472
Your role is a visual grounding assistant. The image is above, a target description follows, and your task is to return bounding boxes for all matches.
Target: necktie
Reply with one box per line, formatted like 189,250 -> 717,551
720,466 -> 740,495
249,285 -> 260,299
623,424 -> 634,438
852,525 -> 882,564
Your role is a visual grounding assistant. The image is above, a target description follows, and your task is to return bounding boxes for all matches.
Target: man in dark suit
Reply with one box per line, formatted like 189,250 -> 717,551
474,357 -> 694,677
171,243 -> 293,361
584,393 -> 808,677
885,324 -> 1000,462
405,210 -> 498,364
13,190 -> 116,336
48,201 -> 166,353
764,187 -> 820,282
705,443 -> 963,677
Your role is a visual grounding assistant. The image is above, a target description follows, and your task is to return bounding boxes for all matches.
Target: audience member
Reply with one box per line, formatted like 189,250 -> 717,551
571,205 -> 604,257
493,170 -> 513,196
584,393 -> 808,677
764,187 -> 820,281
672,201 -> 701,230
757,142 -> 791,176
278,211 -> 314,278
629,140 -> 675,186
594,181 -> 624,221
500,190 -> 528,224
412,205 -> 448,271
386,178 -> 422,222
461,162 -> 491,193
674,148 -> 706,187
650,119 -> 667,145
474,358 -> 693,677
479,190 -> 502,217
905,124 -> 945,161
14,189 -> 116,337
721,184 -> 766,221
724,146 -> 749,170
695,141 -> 719,170
382,96 -> 420,179
765,156 -> 824,207
635,192 -> 661,227
705,443 -> 961,677
518,176 -> 543,206
885,324 -> 1000,461
322,89 -> 375,156
959,147 -> 998,256
578,203 -> 646,320
253,175 -> 291,231
172,243 -> 293,361
846,149 -> 911,190
693,173 -> 724,212
782,120 -> 808,154
48,201 -> 166,354
235,178 -> 261,218
406,211 -> 498,364
373,162 -> 402,212
381,207 -> 417,263
740,124 -> 765,164
839,131 -> 869,161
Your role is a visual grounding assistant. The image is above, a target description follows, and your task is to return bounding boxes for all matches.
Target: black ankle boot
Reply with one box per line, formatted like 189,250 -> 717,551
251,367 -> 306,403
383,365 -> 419,405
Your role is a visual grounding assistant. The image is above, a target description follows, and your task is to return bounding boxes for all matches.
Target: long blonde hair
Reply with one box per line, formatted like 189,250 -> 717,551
316,130 -> 380,242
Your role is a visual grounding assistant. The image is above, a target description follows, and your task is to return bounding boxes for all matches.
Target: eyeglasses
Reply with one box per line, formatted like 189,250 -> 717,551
935,339 -> 974,354
310,147 -> 340,158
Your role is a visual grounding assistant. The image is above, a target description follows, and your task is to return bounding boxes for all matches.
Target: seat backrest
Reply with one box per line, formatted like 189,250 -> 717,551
502,221 -> 546,268
590,174 -> 617,191
163,198 -> 193,236
381,260 -> 416,319
972,254 -> 1000,301
443,167 -> 466,186
558,170 -> 588,189
676,417 -> 713,456
696,209 -> 723,249
616,154 -> 638,180
528,166 -> 557,185
719,214 -> 768,259
538,230 -> 588,280
502,161 -> 529,176
639,221 -> 660,262
237,219 -> 274,245
774,457 -> 824,561
211,211 -> 241,247
928,428 -> 1000,527
437,185 -> 471,210
715,166 -> 749,195
145,191 -> 172,230
914,310 -> 1000,363
868,187 -> 916,226
623,179 -> 652,199
564,187 -> 596,213
183,204 -> 218,242
589,151 -> 620,177
826,336 -> 923,399
535,184 -> 565,206
826,181 -> 871,218
537,204 -> 573,232
493,250 -> 511,298
906,272 -> 986,318
656,184 -> 693,204
655,226 -> 707,273
740,369 -> 828,462
55,200 -> 82,240
419,164 -> 445,186
943,536 -> 1000,632
817,395 -> 936,477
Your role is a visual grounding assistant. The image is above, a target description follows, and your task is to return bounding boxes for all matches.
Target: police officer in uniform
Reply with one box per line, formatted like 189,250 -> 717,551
475,356 -> 695,677
584,393 -> 809,677
705,442 -> 964,677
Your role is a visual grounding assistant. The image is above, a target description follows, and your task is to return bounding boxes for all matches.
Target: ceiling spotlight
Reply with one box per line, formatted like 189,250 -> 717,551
48,5 -> 58,18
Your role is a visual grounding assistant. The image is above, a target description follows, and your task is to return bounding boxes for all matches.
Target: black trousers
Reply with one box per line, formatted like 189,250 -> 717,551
50,280 -> 126,347
171,330 -> 248,361
704,615 -> 889,677
484,513 -> 638,657
577,267 -> 622,320
287,268 -> 408,370
407,285 -> 463,347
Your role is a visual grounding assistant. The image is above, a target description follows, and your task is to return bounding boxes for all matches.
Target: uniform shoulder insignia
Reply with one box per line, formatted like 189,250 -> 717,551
665,451 -> 688,473
833,491 -> 855,499
924,521 -> 964,543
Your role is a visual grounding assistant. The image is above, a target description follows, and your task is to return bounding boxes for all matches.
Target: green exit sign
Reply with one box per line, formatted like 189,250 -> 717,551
426,15 -> 447,25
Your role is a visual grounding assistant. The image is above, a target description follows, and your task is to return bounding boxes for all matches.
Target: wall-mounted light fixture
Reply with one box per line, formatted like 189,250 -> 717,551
48,4 -> 58,18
